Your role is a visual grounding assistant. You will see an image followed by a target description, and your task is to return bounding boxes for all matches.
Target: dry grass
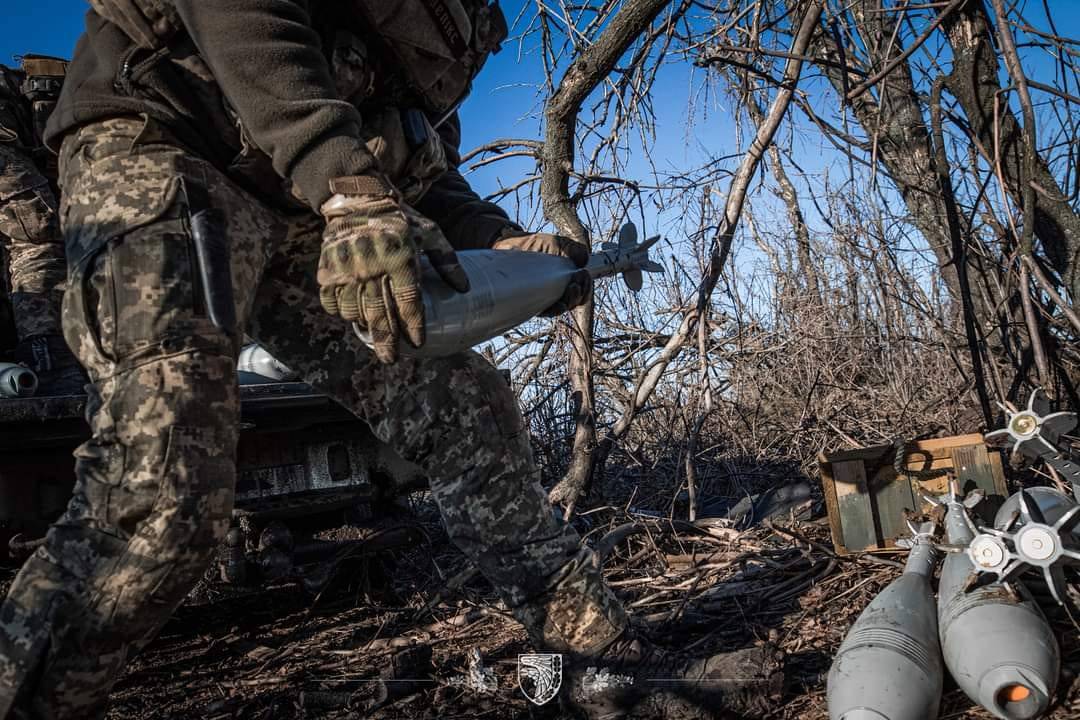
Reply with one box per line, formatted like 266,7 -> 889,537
41,471 -> 1068,720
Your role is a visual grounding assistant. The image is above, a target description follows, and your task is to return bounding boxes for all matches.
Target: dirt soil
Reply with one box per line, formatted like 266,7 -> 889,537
2,497 -> 1078,720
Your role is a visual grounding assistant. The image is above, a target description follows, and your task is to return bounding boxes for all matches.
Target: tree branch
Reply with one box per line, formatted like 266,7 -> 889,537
540,0 -> 676,511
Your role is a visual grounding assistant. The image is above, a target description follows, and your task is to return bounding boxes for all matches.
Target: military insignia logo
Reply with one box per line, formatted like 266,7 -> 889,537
517,653 -> 563,705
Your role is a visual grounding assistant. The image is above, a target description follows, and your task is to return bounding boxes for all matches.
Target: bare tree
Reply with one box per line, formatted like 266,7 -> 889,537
464,0 -> 1079,516
941,0 -> 1080,299
539,0 -> 678,510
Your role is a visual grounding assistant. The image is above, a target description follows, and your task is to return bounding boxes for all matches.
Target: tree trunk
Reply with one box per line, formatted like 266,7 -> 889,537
941,0 -> 1080,299
589,0 -> 826,494
810,2 -> 968,291
541,0 -> 675,510
805,0 -> 1027,387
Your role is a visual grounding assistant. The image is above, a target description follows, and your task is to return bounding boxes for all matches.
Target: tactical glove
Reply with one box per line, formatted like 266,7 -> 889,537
492,230 -> 592,316
318,174 -> 469,363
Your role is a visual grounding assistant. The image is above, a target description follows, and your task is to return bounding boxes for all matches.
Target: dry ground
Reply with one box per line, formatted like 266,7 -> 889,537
2,484 -> 1078,720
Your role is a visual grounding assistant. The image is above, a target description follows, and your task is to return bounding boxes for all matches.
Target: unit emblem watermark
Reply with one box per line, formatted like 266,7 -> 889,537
517,653 -> 562,705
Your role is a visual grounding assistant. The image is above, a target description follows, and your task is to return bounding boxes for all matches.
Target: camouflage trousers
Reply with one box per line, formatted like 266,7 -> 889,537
0,143 -> 65,341
0,117 -> 626,719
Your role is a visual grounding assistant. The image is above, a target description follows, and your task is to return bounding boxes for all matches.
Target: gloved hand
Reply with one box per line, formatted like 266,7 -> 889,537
492,230 -> 592,316
318,174 -> 469,363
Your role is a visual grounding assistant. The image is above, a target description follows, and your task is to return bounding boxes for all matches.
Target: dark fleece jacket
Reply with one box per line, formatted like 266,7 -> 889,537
46,1 -> 515,248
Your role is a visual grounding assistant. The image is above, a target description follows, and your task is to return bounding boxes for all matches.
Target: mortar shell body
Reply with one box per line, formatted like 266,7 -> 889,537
828,543 -> 942,720
939,504 -> 1059,720
356,240 -> 656,357
0,362 -> 37,398
357,250 -> 578,357
237,344 -> 296,383
994,487 -> 1076,530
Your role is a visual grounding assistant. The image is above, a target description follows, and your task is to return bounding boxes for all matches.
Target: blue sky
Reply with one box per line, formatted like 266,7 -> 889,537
2,1 -> 1075,254
0,0 -> 720,223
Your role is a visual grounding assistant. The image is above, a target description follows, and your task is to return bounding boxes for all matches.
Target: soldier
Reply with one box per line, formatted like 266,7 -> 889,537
0,2 -> 773,718
0,56 -> 85,396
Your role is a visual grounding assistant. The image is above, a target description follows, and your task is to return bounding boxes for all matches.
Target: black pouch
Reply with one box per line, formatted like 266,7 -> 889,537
20,55 -> 66,151
184,180 -> 236,336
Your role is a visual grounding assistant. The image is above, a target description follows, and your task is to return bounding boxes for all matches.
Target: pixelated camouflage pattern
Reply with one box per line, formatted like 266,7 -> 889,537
0,144 -> 65,340
350,106 -> 447,206
251,207 -> 625,657
0,118 -> 239,719
328,33 -> 447,205
0,117 -> 626,718
0,66 -> 29,146
331,30 -> 376,105
87,0 -> 182,51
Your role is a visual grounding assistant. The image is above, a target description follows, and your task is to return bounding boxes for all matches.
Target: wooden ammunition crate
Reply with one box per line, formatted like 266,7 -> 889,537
819,434 -> 1008,555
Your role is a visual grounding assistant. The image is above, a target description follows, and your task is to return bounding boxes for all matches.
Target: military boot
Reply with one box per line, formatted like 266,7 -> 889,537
563,632 -> 784,720
13,334 -> 87,396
